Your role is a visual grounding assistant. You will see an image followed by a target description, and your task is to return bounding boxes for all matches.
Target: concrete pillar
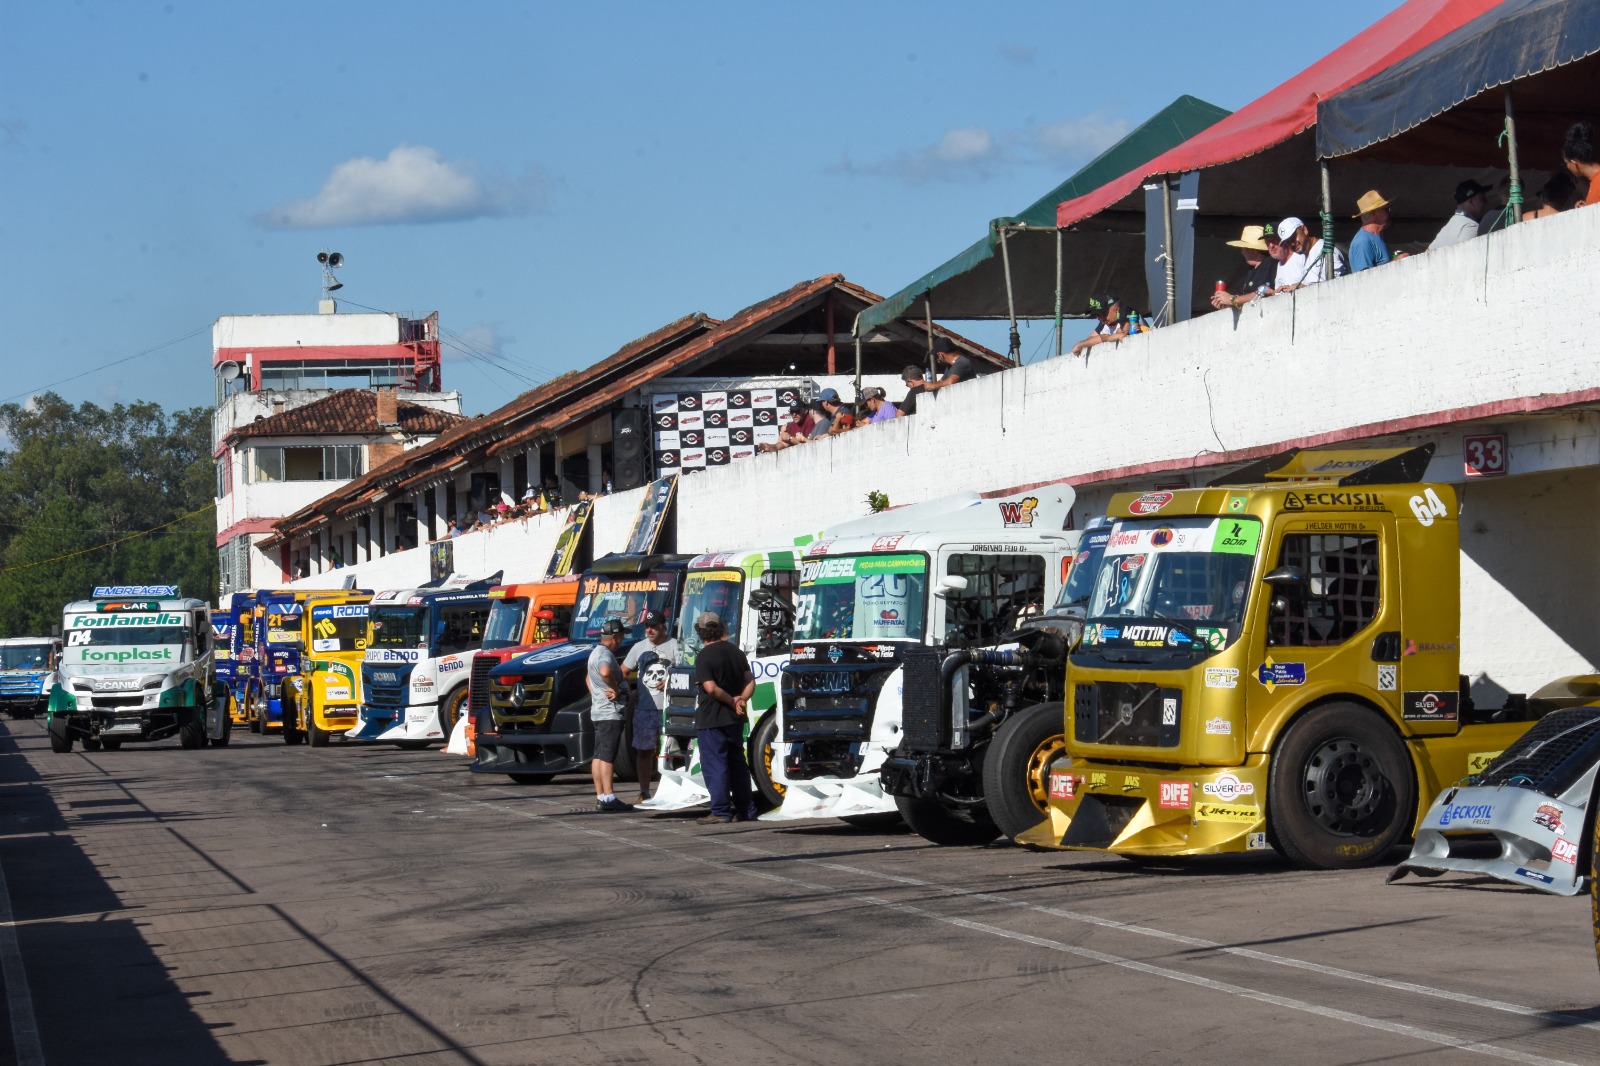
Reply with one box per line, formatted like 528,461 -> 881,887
587,443 -> 604,495
414,491 -> 429,549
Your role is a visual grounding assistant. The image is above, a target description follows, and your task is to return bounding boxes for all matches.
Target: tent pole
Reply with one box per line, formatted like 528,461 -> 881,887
1320,160 -> 1334,276
1161,178 -> 1176,325
825,292 -> 836,375
854,335 -> 863,399
924,297 -> 935,379
1503,87 -> 1523,226
998,225 -> 1021,363
1054,226 -> 1064,359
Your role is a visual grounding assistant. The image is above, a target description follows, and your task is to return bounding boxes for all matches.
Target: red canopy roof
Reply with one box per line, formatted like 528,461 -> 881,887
1055,0 -> 1500,228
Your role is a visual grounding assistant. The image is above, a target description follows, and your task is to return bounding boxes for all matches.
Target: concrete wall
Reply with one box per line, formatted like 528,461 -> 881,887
212,312 -> 402,352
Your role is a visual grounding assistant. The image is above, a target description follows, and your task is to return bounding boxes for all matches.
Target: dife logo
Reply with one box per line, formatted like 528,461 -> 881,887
82,647 -> 174,664
1438,802 -> 1493,827
1128,491 -> 1173,515
1158,781 -> 1191,809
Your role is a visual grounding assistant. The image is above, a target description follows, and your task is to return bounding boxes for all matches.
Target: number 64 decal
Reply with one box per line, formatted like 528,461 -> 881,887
1409,487 -> 1449,527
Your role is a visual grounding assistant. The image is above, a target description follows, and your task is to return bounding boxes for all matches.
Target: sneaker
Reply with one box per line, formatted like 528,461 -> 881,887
596,797 -> 634,813
696,813 -> 733,825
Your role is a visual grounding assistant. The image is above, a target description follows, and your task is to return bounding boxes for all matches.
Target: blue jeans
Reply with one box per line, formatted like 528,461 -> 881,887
698,724 -> 756,821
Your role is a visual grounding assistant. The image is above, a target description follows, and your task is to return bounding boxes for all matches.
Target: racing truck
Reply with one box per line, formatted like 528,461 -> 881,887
281,590 -> 373,747
212,596 -> 241,724
769,488 -> 1077,837
47,585 -> 230,751
471,553 -> 688,782
351,575 -> 498,748
221,592 -> 260,730
0,636 -> 60,719
1024,444 -> 1563,869
637,546 -> 800,812
878,516 -> 1112,844
453,578 -> 578,753
238,589 -> 313,735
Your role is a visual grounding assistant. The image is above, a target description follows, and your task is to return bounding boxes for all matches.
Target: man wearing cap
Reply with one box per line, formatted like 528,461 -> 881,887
1431,180 -> 1491,249
1350,190 -> 1405,272
896,365 -> 926,417
623,610 -> 677,799
921,342 -> 975,393
1561,121 -> 1600,207
1210,225 -> 1277,311
1275,217 -> 1346,291
690,611 -> 757,825
861,387 -> 898,423
588,618 -> 633,812
819,390 -> 856,435
1071,293 -> 1132,356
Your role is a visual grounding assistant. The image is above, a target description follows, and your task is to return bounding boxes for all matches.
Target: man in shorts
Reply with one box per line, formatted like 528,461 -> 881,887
588,618 -> 632,812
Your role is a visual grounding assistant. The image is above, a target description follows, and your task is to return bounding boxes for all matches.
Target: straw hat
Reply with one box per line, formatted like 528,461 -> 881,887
1225,225 -> 1270,253
1352,189 -> 1391,217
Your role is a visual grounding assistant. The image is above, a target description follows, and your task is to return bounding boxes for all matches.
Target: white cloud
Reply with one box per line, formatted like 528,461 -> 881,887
257,145 -> 551,229
447,322 -> 512,362
831,112 -> 1130,185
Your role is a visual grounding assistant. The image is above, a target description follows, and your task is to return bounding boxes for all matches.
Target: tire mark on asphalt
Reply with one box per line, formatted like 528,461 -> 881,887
375,774 -> 1587,1065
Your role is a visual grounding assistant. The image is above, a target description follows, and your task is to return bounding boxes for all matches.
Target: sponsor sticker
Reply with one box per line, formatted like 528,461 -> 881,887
324,685 -> 351,700
1201,774 -> 1254,802
1158,781 -> 1191,809
1205,716 -> 1232,736
1403,690 -> 1458,723
1204,667 -> 1238,689
439,659 -> 465,673
1255,658 -> 1306,692
1533,803 -> 1564,835
1245,832 -> 1269,851
1465,750 -> 1501,775
1437,801 -> 1493,827
1049,774 -> 1076,800
1377,664 -> 1397,691
1514,867 -> 1554,885
1120,774 -> 1142,793
997,497 -> 1038,527
1128,491 -> 1173,515
1551,838 -> 1578,865
1194,803 -> 1258,824
1161,697 -> 1177,726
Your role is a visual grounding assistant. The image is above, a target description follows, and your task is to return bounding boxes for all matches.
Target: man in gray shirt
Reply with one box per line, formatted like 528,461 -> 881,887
1431,179 -> 1491,250
588,619 -> 632,812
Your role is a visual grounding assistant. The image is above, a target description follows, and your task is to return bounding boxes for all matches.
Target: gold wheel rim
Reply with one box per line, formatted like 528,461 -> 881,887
1025,733 -> 1068,814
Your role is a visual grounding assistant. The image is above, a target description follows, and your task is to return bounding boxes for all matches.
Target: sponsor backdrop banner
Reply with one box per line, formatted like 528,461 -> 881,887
651,388 -> 800,476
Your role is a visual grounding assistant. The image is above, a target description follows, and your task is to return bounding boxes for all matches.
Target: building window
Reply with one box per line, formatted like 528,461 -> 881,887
215,452 -> 232,499
250,446 -> 363,483
258,362 -> 406,392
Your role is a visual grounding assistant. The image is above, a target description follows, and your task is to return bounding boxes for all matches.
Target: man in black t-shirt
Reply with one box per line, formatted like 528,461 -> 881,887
897,364 -> 926,417
921,342 -> 974,396
690,612 -> 757,824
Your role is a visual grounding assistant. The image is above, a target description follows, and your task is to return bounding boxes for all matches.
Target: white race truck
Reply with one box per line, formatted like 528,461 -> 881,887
767,489 -> 1077,832
47,585 -> 231,751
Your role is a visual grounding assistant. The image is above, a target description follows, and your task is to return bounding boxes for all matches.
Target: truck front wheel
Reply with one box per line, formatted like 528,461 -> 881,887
1268,703 -> 1414,869
439,686 -> 468,737
179,710 -> 208,750
748,713 -> 784,811
982,702 -> 1066,841
48,721 -> 73,754
308,714 -> 330,748
895,795 -> 1000,846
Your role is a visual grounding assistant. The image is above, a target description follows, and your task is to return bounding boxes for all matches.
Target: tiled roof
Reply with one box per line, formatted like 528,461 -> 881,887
229,390 -> 468,442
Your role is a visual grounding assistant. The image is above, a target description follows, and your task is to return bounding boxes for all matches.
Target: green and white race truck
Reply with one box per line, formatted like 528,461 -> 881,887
46,585 -> 231,752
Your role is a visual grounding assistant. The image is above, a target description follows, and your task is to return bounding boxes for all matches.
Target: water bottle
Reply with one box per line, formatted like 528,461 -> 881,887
1127,311 -> 1141,335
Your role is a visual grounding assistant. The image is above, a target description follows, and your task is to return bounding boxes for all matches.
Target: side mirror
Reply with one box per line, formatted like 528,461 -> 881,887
935,574 -> 969,599
1263,565 -> 1306,587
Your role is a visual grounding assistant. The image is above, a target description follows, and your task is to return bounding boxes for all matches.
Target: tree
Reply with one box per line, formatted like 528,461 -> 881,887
0,393 -> 217,636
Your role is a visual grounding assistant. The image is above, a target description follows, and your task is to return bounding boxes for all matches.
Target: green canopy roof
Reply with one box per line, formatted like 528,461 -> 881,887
855,95 -> 1231,337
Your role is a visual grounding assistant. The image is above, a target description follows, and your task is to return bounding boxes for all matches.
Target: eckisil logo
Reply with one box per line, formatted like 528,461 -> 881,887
81,648 -> 174,664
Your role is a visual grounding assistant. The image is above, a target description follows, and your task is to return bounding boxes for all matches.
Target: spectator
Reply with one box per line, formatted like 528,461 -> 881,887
1478,177 -> 1513,236
861,387 -> 898,423
823,395 -> 857,435
1348,190 -> 1405,272
1210,225 -> 1276,311
810,391 -> 839,437
1563,121 -> 1600,206
1524,171 -> 1579,220
623,610 -> 677,801
921,342 -> 974,393
776,402 -> 817,445
1071,293 -> 1132,356
588,618 -> 633,813
896,365 -> 926,417
1265,227 -> 1299,290
1275,217 -> 1346,291
1431,179 -> 1492,249
690,611 -> 757,825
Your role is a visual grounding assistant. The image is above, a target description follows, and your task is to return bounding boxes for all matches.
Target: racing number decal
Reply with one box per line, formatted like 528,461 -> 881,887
1408,487 -> 1448,528
67,630 -> 91,647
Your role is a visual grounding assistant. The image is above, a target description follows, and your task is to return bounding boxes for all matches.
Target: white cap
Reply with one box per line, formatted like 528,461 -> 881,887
1276,217 -> 1305,241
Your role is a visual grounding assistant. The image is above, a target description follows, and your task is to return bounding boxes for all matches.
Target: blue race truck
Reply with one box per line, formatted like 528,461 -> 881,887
0,637 -> 61,719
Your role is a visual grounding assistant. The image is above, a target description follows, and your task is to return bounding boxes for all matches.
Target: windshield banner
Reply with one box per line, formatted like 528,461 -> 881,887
800,553 -> 925,584
1105,518 -> 1259,557
68,612 -> 183,629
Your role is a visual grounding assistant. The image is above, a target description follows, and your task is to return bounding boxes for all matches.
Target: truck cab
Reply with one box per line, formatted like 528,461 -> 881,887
1024,444 -> 1546,869
352,577 -> 497,747
639,547 -> 801,811
239,590 -> 313,734
47,585 -> 230,751
282,590 -> 373,747
459,579 -> 578,751
0,636 -> 61,719
771,489 -> 1077,834
472,554 -> 688,781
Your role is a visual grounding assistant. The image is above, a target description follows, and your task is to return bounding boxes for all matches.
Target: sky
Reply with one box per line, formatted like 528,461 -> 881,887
1,0 -> 1404,419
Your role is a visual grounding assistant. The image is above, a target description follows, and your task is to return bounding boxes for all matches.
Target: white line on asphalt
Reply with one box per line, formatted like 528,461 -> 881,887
375,775 -> 1586,1065
0,850 -> 46,1066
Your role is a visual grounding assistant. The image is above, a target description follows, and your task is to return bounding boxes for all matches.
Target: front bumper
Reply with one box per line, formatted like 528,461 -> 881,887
470,728 -> 588,775
1016,755 -> 1271,855
1392,783 -> 1589,896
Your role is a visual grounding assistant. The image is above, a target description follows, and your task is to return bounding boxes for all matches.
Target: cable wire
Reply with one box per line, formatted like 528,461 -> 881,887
0,502 -> 216,575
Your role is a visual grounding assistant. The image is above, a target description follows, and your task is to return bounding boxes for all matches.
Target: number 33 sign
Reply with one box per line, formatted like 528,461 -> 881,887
1463,434 -> 1507,478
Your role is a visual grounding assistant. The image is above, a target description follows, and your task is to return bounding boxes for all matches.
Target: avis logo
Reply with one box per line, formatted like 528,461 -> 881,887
998,496 -> 1039,527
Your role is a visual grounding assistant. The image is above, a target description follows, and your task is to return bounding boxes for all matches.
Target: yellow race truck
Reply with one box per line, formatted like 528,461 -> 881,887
281,590 -> 372,747
1022,444 -> 1556,869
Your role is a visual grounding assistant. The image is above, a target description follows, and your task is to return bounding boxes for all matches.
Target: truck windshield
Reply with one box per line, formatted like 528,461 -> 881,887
676,570 -> 742,667
61,612 -> 189,669
571,572 -> 679,644
1053,527 -> 1111,611
368,606 -> 430,650
0,645 -> 52,670
481,598 -> 529,650
795,553 -> 927,642
265,609 -> 303,650
308,605 -> 368,653
1081,517 -> 1260,656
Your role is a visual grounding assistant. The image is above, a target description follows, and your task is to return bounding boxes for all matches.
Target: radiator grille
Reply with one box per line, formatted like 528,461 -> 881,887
1476,707 -> 1600,793
898,646 -> 946,751
1073,681 -> 1181,748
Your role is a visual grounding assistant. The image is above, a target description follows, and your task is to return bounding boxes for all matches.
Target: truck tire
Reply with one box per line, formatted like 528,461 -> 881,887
179,710 -> 208,750
210,715 -> 231,748
82,736 -> 103,752
894,795 -> 1000,846
308,714 -> 330,748
100,738 -> 123,751
439,685 -> 468,737
1267,702 -> 1414,870
48,722 -> 73,754
748,713 -> 785,812
611,717 -> 637,783
982,702 -> 1066,841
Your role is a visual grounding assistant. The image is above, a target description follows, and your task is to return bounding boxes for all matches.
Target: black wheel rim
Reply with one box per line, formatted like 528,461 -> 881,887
1299,737 -> 1390,835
